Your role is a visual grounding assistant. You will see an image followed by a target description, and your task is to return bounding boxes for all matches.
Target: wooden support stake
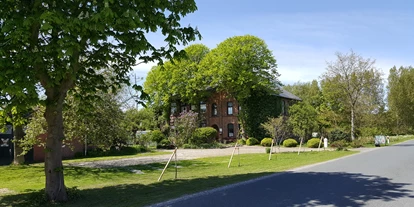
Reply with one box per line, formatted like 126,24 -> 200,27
158,147 -> 177,182
228,142 -> 238,168
298,137 -> 304,155
269,139 -> 274,160
174,148 -> 178,179
237,147 -> 240,167
318,137 -> 323,151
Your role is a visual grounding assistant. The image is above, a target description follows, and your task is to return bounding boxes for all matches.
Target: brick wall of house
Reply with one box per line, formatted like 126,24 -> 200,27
33,134 -> 84,162
205,92 -> 240,142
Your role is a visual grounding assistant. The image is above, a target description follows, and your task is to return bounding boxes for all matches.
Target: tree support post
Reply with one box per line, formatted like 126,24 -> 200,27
298,137 -> 304,155
228,142 -> 238,168
318,137 -> 323,151
269,139 -> 274,160
158,147 -> 177,182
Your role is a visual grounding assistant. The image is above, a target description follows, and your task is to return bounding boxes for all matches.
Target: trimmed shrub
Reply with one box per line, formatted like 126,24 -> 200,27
246,137 -> 259,146
265,147 -> 271,154
307,138 -> 321,148
260,138 -> 273,147
283,138 -> 298,147
330,140 -> 349,150
190,127 -> 217,145
237,139 -> 246,145
150,130 -> 166,143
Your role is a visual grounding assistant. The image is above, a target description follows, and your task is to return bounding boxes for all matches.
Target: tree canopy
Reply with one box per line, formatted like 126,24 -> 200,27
0,0 -> 201,202
387,66 -> 414,134
320,50 -> 383,140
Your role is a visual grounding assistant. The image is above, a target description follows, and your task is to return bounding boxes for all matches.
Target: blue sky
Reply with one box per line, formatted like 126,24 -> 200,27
133,0 -> 414,85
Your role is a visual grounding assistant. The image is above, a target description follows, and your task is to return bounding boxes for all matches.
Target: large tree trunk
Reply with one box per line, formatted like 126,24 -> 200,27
13,125 -> 25,165
44,100 -> 68,202
351,108 -> 355,141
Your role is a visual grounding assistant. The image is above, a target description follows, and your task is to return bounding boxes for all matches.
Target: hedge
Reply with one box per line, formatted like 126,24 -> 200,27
246,138 -> 259,146
283,138 -> 298,147
260,138 -> 273,147
307,138 -> 321,148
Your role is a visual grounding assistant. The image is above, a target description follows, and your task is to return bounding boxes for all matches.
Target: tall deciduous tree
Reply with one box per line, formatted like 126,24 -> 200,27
387,66 -> 414,134
321,50 -> 383,140
0,1 -> 200,201
144,44 -> 211,106
202,35 -> 280,102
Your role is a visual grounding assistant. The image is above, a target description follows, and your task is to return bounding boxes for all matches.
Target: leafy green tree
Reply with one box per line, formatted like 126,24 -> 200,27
171,111 -> 199,146
288,102 -> 318,146
284,80 -> 322,108
202,35 -> 280,135
144,44 -> 211,106
261,116 -> 290,146
123,107 -> 157,139
321,50 -> 383,140
387,66 -> 414,134
0,1 -> 200,201
202,35 -> 280,103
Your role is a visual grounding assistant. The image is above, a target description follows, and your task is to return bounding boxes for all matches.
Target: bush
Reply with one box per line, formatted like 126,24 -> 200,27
150,130 -> 166,143
199,142 -> 221,149
157,139 -> 174,149
283,138 -> 298,147
307,138 -> 321,148
330,140 -> 349,150
237,139 -> 246,145
260,138 -> 273,147
190,127 -> 217,145
329,129 -> 350,142
265,147 -> 271,154
246,137 -> 259,146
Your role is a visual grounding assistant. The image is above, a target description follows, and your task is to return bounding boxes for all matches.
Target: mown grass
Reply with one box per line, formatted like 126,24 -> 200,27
0,150 -> 356,207
63,151 -> 170,164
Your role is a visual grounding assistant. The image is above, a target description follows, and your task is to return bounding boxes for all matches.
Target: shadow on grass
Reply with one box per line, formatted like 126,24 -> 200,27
1,171 -> 413,207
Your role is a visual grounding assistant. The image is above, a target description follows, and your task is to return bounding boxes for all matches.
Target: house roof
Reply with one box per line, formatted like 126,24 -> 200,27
277,88 -> 302,101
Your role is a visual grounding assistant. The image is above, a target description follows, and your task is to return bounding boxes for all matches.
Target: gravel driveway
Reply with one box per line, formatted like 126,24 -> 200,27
67,146 -> 334,168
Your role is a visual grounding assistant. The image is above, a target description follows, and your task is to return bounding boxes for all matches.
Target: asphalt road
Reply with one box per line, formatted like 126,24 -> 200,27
153,140 -> 414,207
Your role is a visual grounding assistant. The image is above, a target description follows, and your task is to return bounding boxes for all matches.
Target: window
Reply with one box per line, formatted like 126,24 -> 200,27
227,102 -> 233,115
228,123 -> 234,137
212,103 -> 218,116
200,119 -> 207,127
238,105 -> 241,114
200,102 -> 207,113
181,105 -> 187,113
191,104 -> 197,111
281,100 -> 285,115
171,103 -> 177,114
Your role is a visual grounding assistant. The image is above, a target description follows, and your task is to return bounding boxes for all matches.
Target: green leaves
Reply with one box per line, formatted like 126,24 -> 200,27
387,66 -> 414,134
288,102 -> 318,138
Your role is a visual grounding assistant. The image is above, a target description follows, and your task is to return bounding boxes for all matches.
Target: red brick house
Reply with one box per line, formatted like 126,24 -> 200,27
170,89 -> 301,142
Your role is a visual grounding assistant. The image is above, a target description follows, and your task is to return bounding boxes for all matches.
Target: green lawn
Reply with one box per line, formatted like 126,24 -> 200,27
0,151 -> 356,207
62,151 -> 170,164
